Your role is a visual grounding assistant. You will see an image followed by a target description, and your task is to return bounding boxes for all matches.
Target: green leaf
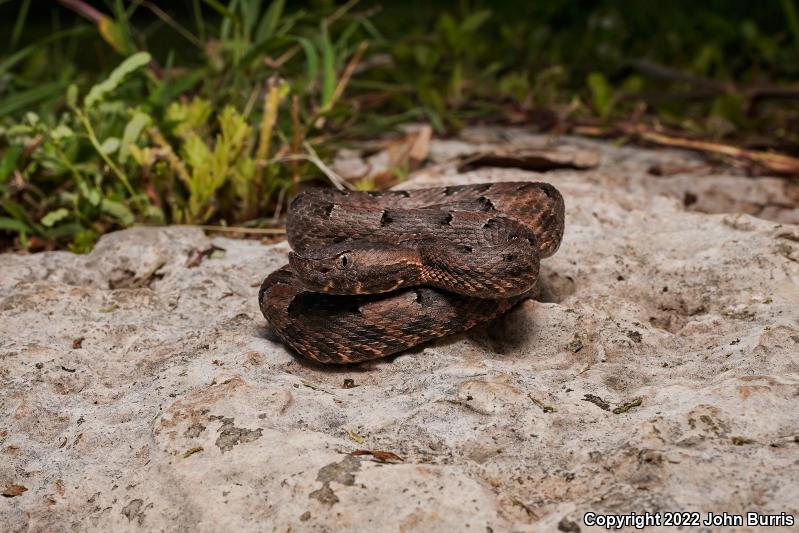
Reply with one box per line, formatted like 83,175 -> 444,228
41,208 -> 70,227
50,124 -> 75,140
587,72 -> 613,120
84,52 -> 152,109
144,205 -> 165,224
166,98 -> 213,138
0,217 -> 29,233
78,181 -> 102,207
101,199 -> 134,226
47,222 -> 84,239
100,137 -> 121,154
461,9 -> 492,33
66,84 -> 78,108
2,199 -> 38,230
69,229 -> 97,254
437,14 -> 459,49
97,15 -> 134,55
119,112 -> 151,164
0,145 -> 24,184
182,133 -> 212,170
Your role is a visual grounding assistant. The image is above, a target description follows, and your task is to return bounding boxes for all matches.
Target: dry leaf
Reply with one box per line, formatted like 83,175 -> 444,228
457,147 -> 599,173
351,449 -> 404,462
2,484 -> 28,497
342,125 -> 434,189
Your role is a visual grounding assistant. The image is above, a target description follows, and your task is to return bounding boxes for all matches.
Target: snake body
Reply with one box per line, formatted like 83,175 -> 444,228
259,181 -> 565,364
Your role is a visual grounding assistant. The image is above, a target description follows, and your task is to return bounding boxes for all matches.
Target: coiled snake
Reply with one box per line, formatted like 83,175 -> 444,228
259,181 -> 565,364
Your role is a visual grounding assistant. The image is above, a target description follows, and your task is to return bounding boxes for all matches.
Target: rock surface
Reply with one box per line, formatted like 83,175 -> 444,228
1,130 -> 798,532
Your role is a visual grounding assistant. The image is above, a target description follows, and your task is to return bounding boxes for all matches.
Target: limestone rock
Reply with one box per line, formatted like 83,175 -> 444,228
1,130 -> 797,531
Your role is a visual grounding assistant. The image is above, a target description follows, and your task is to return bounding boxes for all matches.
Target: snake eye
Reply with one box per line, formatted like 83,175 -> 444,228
339,254 -> 350,268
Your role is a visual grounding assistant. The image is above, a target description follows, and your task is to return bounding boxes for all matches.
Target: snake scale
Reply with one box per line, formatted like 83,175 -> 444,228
259,181 -> 565,364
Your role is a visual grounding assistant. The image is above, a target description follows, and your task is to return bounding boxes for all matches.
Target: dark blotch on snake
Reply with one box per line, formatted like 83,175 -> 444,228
478,196 -> 496,211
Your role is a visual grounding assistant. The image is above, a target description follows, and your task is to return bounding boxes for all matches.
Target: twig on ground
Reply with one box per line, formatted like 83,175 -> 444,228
574,123 -> 799,177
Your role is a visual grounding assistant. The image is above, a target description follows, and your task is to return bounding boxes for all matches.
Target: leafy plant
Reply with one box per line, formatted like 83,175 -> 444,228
1,0 -> 798,251
0,0 -> 375,251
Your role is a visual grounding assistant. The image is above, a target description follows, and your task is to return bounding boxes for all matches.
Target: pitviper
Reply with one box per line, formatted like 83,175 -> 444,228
259,181 -> 565,364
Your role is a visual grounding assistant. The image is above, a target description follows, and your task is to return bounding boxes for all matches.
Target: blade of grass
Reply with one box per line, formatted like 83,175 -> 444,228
295,36 -> 319,91
321,40 -> 368,113
191,0 -> 206,42
0,82 -> 67,117
0,26 -> 92,75
200,0 -> 235,20
320,23 -> 336,108
255,0 -> 286,43
781,0 -> 799,56
10,0 -> 32,50
240,0 -> 260,41
220,0 -> 241,42
138,1 -> 204,50
323,0 -> 360,25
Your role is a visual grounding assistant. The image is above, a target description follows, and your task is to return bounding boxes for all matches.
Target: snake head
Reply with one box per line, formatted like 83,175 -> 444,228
288,241 -> 422,295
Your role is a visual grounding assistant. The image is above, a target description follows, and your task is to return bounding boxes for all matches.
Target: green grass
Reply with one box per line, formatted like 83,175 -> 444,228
1,0 -> 797,251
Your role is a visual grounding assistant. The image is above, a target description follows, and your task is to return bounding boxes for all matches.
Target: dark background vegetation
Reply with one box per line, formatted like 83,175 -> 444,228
1,0 -> 797,251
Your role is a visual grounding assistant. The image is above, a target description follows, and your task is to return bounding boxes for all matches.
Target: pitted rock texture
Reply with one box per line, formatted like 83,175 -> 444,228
1,130 -> 798,532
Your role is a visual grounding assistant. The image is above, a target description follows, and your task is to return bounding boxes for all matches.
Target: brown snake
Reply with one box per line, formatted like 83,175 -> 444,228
259,181 -> 565,364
